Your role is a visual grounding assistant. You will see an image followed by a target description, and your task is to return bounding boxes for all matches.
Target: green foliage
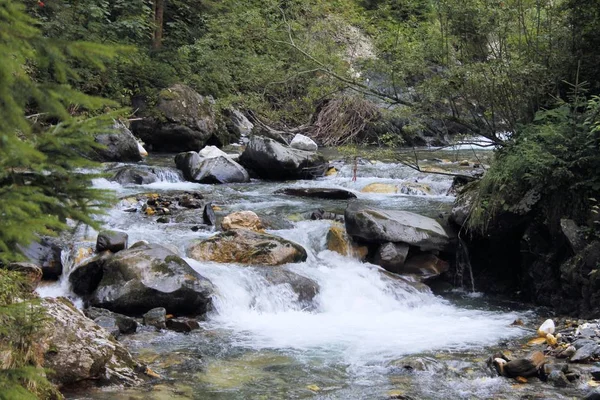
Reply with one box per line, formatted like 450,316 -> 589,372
467,86 -> 600,232
0,0 -> 121,263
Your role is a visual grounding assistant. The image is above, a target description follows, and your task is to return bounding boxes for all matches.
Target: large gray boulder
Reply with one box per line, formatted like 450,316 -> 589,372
373,242 -> 409,273
85,243 -> 214,316
344,203 -> 449,251
92,122 -> 143,162
42,297 -> 141,386
188,229 -> 307,266
239,136 -> 328,180
175,151 -> 249,184
131,84 -> 225,152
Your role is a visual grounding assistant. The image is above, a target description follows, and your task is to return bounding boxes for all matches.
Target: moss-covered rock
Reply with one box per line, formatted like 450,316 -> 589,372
88,243 -> 214,316
131,84 -> 229,152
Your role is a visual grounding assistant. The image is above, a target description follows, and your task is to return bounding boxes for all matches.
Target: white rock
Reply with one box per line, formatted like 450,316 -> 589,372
137,141 -> 148,157
290,134 -> 318,152
199,145 -> 229,159
537,319 -> 555,337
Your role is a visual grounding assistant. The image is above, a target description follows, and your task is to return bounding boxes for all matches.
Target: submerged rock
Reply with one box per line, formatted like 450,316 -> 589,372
255,268 -> 319,304
221,211 -> 263,232
42,297 -> 141,387
89,243 -> 214,316
239,136 -> 327,180
110,166 -> 159,185
166,317 -> 201,333
276,187 -> 357,200
360,183 -> 398,194
188,229 -> 307,266
344,203 -> 450,251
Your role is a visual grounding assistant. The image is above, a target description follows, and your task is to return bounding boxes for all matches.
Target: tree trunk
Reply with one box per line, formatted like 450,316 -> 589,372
152,0 -> 164,49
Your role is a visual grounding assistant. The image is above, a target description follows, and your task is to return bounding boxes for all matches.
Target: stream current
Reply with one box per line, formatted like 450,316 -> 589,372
38,148 -> 562,399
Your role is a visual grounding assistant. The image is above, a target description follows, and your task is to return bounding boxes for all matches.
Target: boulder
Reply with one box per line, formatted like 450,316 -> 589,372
175,151 -> 249,184
221,211 -> 263,232
5,262 -> 42,291
584,389 -> 600,400
290,134 -> 318,152
19,237 -> 63,280
84,307 -> 138,335
111,166 -> 159,185
69,253 -> 111,296
131,84 -> 222,152
255,268 -> 319,304
224,109 -> 254,138
188,229 -> 307,266
88,243 -> 214,316
143,307 -> 167,329
194,156 -> 250,184
344,203 -> 450,251
402,254 -> 449,278
326,224 -> 369,260
94,316 -> 121,338
42,297 -> 141,386
92,122 -> 143,162
96,230 -> 129,253
373,243 -> 410,274
239,136 -> 327,180
276,187 -> 357,200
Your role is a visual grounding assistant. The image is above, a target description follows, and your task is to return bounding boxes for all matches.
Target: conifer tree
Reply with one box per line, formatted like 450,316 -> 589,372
1,2 -> 124,396
0,0 -> 122,264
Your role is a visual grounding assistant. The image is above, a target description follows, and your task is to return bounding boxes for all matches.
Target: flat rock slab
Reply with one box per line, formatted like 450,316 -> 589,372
344,202 -> 449,251
276,187 -> 357,200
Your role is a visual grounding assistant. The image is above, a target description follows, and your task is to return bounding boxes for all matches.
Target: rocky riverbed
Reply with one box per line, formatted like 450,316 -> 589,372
23,140 -> 600,399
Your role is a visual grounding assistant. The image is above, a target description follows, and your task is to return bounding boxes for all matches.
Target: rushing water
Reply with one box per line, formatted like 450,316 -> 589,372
39,147 -> 566,399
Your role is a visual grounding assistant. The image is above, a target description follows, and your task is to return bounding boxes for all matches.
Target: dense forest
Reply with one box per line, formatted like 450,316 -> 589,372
2,0 -> 600,398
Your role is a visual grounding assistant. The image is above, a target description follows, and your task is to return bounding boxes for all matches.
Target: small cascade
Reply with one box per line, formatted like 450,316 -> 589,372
455,237 -> 476,292
152,166 -> 184,183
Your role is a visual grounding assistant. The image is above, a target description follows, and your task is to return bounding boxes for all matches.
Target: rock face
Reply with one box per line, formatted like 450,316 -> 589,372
131,84 -> 224,152
188,229 -> 307,266
96,230 -> 128,253
344,203 -> 449,251
92,122 -> 143,162
81,243 -> 213,316
276,187 -> 357,200
175,150 -> 249,184
290,134 -> 318,152
221,211 -> 263,232
239,136 -> 328,180
19,237 -> 63,280
42,297 -> 141,386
